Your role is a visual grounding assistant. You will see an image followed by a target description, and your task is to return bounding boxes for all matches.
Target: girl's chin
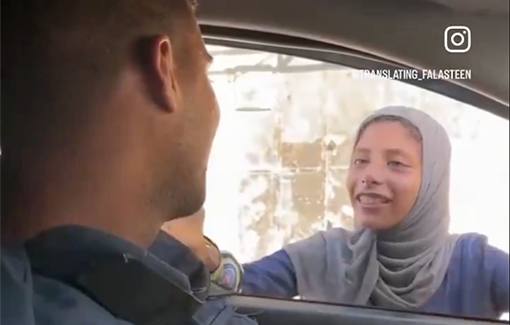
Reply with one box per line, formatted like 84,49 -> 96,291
355,214 -> 395,231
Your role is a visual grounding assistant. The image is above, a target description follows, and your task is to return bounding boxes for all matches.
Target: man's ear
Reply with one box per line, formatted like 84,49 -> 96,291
142,35 -> 180,113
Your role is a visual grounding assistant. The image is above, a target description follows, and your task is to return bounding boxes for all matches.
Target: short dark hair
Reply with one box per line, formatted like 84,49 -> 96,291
2,0 -> 196,162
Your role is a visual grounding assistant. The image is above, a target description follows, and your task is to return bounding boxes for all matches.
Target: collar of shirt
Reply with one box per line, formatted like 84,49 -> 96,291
24,226 -> 208,325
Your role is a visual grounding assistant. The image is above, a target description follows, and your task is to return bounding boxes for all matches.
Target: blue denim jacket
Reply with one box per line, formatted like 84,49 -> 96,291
1,226 -> 256,325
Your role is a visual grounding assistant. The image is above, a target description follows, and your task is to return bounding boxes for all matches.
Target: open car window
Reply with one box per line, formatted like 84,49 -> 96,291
202,44 -> 509,321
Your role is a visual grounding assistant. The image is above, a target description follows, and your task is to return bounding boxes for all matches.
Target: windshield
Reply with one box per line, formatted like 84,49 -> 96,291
203,45 -> 509,321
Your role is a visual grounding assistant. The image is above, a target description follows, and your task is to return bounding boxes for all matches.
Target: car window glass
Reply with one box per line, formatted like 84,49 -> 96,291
203,45 -> 509,320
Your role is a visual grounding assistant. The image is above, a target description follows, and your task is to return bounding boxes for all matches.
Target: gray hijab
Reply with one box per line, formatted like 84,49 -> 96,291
284,106 -> 460,310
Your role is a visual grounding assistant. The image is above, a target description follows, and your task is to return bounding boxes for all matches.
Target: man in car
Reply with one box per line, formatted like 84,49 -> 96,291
1,1 -> 256,325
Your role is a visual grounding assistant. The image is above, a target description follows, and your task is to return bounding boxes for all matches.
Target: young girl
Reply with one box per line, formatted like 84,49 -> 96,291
238,106 -> 509,319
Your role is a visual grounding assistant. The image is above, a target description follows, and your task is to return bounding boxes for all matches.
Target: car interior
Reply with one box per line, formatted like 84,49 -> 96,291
197,0 -> 509,324
1,0 -> 508,324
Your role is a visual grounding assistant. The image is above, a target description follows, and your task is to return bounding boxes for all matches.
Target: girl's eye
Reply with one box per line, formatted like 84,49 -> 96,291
388,161 -> 405,167
354,159 -> 368,165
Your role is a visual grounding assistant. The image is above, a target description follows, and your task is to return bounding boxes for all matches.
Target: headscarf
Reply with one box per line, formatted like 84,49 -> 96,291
284,106 -> 460,310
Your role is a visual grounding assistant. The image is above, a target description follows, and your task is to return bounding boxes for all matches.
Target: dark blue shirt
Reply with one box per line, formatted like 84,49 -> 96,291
1,226 -> 256,325
241,233 -> 509,319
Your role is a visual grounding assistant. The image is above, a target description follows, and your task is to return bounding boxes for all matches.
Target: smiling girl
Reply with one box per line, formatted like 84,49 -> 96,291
237,106 -> 509,319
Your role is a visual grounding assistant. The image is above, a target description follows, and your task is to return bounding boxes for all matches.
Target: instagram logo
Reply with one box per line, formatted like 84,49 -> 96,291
444,26 -> 471,53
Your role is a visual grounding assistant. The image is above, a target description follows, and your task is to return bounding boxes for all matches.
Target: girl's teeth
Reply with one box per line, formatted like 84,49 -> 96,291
359,196 -> 384,205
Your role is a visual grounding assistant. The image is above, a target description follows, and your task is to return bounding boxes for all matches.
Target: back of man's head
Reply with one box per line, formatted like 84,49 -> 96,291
3,0 -> 191,152
2,0 -> 219,244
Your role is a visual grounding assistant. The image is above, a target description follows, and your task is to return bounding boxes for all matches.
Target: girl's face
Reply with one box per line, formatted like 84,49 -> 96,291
347,120 -> 422,231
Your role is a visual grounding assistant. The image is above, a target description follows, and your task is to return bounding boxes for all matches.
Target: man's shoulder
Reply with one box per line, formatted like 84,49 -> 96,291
1,244 -> 129,325
1,231 -> 259,325
1,243 -> 36,325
